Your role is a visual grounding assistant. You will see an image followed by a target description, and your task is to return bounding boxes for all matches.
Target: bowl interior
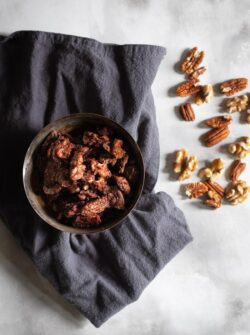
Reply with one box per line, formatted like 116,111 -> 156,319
23,113 -> 144,234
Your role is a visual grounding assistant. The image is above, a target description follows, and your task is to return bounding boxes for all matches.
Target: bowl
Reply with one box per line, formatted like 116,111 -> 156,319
23,113 -> 145,234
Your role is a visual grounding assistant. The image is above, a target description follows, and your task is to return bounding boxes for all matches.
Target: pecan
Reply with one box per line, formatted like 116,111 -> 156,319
113,176 -> 131,195
203,181 -> 224,198
69,146 -> 88,181
189,66 -> 207,79
176,79 -> 201,97
47,134 -> 74,161
229,160 -> 246,182
117,154 -> 129,174
185,182 -> 208,199
124,163 -> 138,183
203,126 -> 230,147
73,213 -> 101,227
90,158 -> 111,178
225,180 -> 250,205
83,131 -> 110,151
205,115 -> 232,128
81,196 -> 109,215
220,78 -> 248,96
181,47 -> 205,75
111,139 -> 126,159
226,95 -> 248,113
108,188 -> 125,210
204,190 -> 222,209
179,103 -> 195,121
194,84 -> 214,105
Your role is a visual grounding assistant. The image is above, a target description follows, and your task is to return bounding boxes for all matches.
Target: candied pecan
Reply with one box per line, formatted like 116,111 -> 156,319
78,188 -> 99,200
47,134 -> 74,161
43,160 -> 71,194
229,160 -> 246,182
67,182 -> 81,194
90,158 -> 111,178
185,182 -> 208,199
69,146 -> 88,181
124,163 -> 138,183
82,131 -> 110,151
73,213 -> 101,227
108,188 -> 125,210
179,103 -> 195,121
113,176 -> 131,195
181,47 -> 205,75
205,115 -> 232,128
220,78 -> 248,96
63,203 -> 80,218
176,79 -> 201,97
111,138 -> 126,159
203,126 -> 230,147
117,154 -> 129,174
93,177 -> 109,193
81,196 -> 110,215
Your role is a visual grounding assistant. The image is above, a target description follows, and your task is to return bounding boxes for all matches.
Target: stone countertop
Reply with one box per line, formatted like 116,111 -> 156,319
0,1 -> 250,334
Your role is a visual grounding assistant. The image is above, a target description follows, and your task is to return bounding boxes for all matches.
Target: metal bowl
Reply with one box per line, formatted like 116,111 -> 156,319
23,113 -> 145,234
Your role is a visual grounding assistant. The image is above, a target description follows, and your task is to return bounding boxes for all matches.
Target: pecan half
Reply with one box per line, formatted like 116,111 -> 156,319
229,159 -> 246,182
189,66 -> 207,79
205,115 -> 232,128
185,182 -> 208,199
204,190 -> 222,209
220,78 -> 248,96
203,126 -> 230,147
176,79 -> 201,97
181,47 -> 205,75
203,181 -> 225,198
179,103 -> 195,121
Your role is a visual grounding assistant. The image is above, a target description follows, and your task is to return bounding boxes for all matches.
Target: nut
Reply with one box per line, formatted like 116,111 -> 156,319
176,79 -> 202,97
179,103 -> 195,121
204,190 -> 222,209
173,149 -> 198,181
181,47 -> 205,75
225,180 -> 250,205
194,84 -> 214,105
185,182 -> 208,198
205,115 -> 232,128
226,95 -> 249,113
203,181 -> 225,198
199,158 -> 224,180
203,126 -> 230,147
229,159 -> 246,182
189,66 -> 207,80
246,109 -> 250,124
228,137 -> 250,158
220,78 -> 248,96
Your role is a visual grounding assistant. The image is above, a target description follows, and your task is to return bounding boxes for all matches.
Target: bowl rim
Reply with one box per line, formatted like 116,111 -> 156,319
23,113 -> 145,234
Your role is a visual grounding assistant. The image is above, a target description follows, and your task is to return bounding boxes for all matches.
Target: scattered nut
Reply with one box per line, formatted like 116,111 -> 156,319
189,66 -> 207,80
220,78 -> 248,96
203,180 -> 225,198
181,47 -> 205,75
228,137 -> 250,158
203,126 -> 230,147
173,149 -> 198,181
185,182 -> 208,198
204,190 -> 222,209
179,103 -> 195,121
226,95 -> 248,113
229,159 -> 246,182
176,79 -> 202,97
199,158 -> 224,180
194,84 -> 214,105
225,180 -> 250,205
246,109 -> 250,124
205,115 -> 232,128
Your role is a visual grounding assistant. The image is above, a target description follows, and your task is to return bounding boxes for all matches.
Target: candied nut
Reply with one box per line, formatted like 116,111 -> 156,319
111,139 -> 126,159
73,213 -> 101,227
81,196 -> 109,215
176,79 -> 202,97
108,187 -> 125,210
205,115 -> 232,128
228,137 -> 250,158
229,159 -> 246,182
185,182 -> 208,199
220,78 -> 248,96
117,154 -> 129,174
70,146 -> 88,181
179,103 -> 195,121
225,180 -> 250,205
203,180 -> 225,198
189,66 -> 207,80
246,109 -> 250,124
199,158 -> 224,180
203,126 -> 230,147
83,131 -> 110,150
113,176 -> 131,194
226,95 -> 249,113
194,84 -> 214,105
181,47 -> 205,75
90,158 -> 111,178
173,149 -> 189,173
179,155 -> 199,181
47,134 -> 74,161
204,190 -> 222,209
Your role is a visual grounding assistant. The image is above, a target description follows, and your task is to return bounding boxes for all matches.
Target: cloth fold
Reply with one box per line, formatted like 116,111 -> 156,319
0,31 -> 192,327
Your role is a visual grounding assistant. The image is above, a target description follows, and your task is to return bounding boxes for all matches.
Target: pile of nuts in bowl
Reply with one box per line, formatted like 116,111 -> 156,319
172,47 -> 250,209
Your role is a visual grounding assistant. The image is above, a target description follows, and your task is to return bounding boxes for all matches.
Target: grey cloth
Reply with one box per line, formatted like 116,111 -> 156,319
0,31 -> 193,327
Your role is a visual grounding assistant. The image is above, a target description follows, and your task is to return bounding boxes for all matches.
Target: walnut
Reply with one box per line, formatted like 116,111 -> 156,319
226,95 -> 248,113
181,47 -> 205,75
228,137 -> 250,158
194,84 -> 214,105
199,158 -> 224,180
180,156 -> 198,181
229,160 -> 246,182
185,182 -> 208,199
173,149 -> 189,173
225,180 -> 250,205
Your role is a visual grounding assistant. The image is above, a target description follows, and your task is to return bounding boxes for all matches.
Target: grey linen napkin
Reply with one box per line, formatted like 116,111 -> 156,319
0,31 -> 193,327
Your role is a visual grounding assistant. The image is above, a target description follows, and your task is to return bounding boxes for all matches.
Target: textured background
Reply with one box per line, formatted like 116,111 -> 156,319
0,1 -> 250,334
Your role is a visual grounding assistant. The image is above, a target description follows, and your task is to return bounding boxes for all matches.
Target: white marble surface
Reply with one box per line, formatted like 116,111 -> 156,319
1,0 -> 250,334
